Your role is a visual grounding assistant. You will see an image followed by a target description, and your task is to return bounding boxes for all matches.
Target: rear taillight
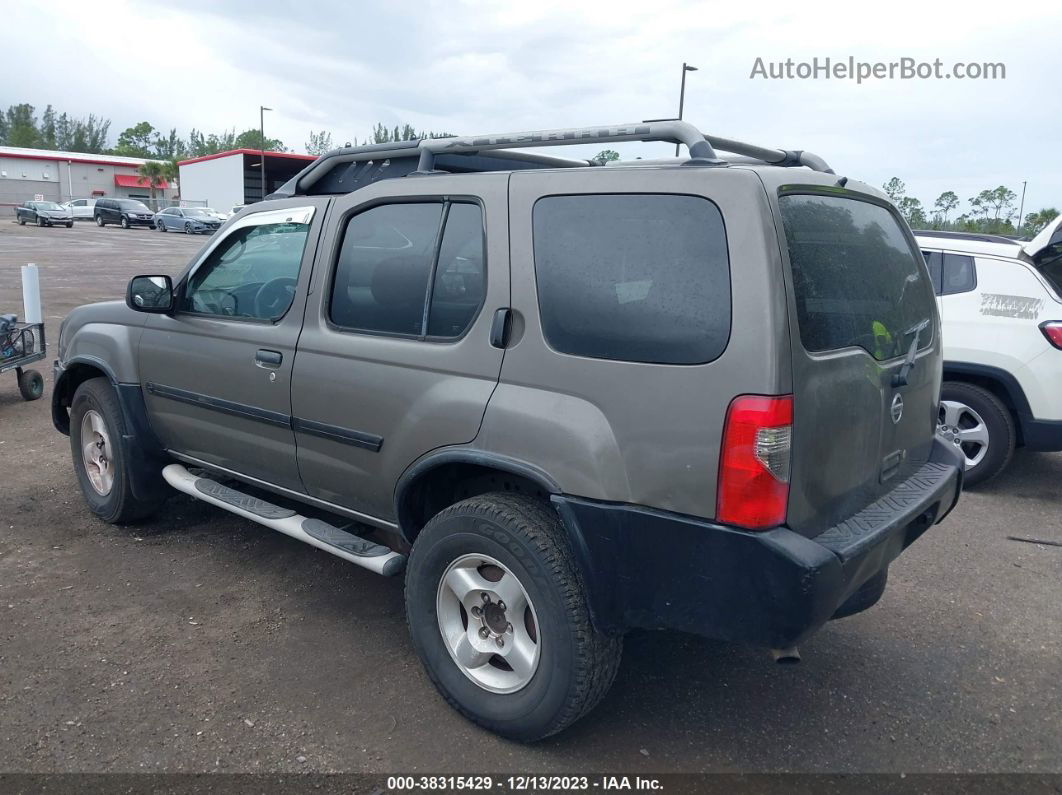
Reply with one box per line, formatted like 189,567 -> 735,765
717,395 -> 793,530
1041,321 -> 1062,350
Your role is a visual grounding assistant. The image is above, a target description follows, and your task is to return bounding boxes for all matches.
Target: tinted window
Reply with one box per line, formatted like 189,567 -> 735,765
427,203 -> 486,337
941,253 -> 976,295
922,250 -> 943,294
119,200 -> 151,212
182,215 -> 311,320
780,194 -> 935,361
330,202 -> 485,339
532,194 -> 731,364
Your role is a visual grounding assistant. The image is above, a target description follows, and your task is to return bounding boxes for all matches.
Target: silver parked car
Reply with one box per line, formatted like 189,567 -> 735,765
154,206 -> 223,234
61,198 -> 97,220
52,120 -> 964,741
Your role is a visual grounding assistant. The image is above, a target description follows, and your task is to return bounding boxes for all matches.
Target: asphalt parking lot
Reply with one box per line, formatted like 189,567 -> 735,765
0,219 -> 1059,775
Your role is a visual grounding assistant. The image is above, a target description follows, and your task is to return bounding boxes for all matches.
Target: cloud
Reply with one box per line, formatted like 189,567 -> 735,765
3,0 -> 1059,213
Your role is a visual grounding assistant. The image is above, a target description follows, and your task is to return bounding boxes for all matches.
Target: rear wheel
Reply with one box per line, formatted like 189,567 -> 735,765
69,377 -> 164,523
938,381 -> 1015,486
406,493 -> 622,741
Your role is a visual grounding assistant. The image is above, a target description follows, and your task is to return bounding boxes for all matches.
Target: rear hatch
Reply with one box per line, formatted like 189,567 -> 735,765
1022,213 -> 1062,298
775,189 -> 941,537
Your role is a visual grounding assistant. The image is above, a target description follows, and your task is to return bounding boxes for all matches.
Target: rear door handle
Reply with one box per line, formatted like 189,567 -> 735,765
489,308 -> 513,349
255,349 -> 283,368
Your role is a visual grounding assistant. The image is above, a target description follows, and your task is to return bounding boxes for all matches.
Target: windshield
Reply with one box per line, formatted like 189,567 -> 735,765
779,193 -> 935,361
35,202 -> 63,210
119,201 -> 151,212
184,209 -> 212,218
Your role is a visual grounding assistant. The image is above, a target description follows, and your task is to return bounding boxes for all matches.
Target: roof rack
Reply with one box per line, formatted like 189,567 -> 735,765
273,120 -> 834,198
913,230 -> 1021,245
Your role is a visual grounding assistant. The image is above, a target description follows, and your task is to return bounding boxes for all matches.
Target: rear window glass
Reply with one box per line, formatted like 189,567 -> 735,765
780,194 -> 935,361
941,253 -> 976,295
532,194 -> 731,365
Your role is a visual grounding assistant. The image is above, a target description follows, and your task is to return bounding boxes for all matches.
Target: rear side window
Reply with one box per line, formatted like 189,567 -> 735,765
532,194 -> 731,364
780,193 -> 935,361
330,201 -> 485,339
941,253 -> 976,295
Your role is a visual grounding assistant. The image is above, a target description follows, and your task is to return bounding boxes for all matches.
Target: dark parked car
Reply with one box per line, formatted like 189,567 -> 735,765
16,201 -> 73,228
154,206 -> 222,234
94,198 -> 155,228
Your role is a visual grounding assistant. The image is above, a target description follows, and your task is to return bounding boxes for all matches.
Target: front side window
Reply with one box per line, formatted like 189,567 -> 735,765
180,207 -> 314,320
330,201 -> 485,338
780,193 -> 935,361
532,194 -> 731,364
921,250 -> 943,294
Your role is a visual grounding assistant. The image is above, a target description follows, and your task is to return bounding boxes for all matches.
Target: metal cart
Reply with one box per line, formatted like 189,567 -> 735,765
0,315 -> 46,401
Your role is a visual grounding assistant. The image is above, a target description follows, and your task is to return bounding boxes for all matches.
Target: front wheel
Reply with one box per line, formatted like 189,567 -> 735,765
18,215 -> 26,225
938,381 -> 1015,486
95,215 -> 105,227
37,216 -> 46,227
66,222 -> 74,228
69,377 -> 165,523
157,219 -> 167,232
406,493 -> 622,741
120,217 -> 130,229
184,222 -> 194,235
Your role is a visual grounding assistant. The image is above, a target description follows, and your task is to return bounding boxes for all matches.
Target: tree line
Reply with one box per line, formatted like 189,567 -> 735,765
0,102 -> 453,160
882,177 -> 1057,239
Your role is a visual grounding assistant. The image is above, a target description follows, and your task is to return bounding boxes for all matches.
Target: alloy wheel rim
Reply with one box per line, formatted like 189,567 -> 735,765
80,409 -> 115,495
436,553 -> 541,694
937,400 -> 990,469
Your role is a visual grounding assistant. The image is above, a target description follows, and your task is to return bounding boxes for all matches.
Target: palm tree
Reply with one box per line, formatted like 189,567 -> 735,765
136,160 -> 166,211
160,158 -> 180,199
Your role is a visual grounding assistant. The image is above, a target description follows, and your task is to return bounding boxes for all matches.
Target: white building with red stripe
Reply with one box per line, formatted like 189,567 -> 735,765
0,146 -> 175,207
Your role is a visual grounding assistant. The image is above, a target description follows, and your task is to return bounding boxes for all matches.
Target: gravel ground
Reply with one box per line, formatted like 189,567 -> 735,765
0,220 -> 1059,775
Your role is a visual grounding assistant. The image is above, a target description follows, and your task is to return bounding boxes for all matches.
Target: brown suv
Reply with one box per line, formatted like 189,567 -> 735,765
52,121 -> 963,740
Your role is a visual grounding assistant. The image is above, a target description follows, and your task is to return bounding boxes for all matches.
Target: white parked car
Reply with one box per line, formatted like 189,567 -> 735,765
915,215 -> 1062,484
62,198 -> 96,220
202,207 -> 230,222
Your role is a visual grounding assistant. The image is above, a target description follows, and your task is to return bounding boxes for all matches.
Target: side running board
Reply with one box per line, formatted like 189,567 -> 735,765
162,464 -> 405,576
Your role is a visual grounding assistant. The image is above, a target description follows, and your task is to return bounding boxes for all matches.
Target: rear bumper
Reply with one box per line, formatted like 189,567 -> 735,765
555,438 -> 963,648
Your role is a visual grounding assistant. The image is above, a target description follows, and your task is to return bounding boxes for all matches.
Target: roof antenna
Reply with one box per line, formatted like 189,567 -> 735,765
836,176 -> 849,187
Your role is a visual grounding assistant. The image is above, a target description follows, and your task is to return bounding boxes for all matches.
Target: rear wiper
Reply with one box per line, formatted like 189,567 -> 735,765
891,318 -> 931,387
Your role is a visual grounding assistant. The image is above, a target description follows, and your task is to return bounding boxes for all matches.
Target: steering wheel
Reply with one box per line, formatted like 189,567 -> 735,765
254,277 -> 298,318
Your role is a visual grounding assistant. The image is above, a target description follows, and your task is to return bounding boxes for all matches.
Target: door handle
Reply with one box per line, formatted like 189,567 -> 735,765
489,308 -> 513,349
255,349 -> 283,368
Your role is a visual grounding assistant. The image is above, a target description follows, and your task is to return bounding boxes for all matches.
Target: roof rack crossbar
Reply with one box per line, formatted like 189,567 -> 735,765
416,120 -> 724,172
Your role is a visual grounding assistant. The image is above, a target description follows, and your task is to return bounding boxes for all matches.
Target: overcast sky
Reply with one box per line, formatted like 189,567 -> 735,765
5,0 -> 1060,216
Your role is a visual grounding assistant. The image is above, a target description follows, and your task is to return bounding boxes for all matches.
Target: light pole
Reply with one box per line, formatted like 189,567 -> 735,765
1016,180 -> 1027,236
675,63 -> 698,156
259,106 -> 272,202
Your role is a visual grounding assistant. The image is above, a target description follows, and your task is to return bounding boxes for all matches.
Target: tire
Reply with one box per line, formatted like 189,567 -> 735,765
121,217 -> 130,229
95,215 -> 105,227
69,377 -> 164,524
406,493 -> 622,742
37,216 -> 46,227
18,215 -> 26,225
938,381 -> 1015,487
184,222 -> 194,235
157,219 -> 167,232
66,222 -> 74,228
17,369 -> 44,401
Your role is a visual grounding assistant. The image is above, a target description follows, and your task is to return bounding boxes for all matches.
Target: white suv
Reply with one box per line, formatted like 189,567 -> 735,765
915,215 -> 1062,485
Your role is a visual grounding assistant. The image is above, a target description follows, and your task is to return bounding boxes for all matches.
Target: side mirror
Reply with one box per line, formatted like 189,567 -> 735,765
127,275 -> 174,313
